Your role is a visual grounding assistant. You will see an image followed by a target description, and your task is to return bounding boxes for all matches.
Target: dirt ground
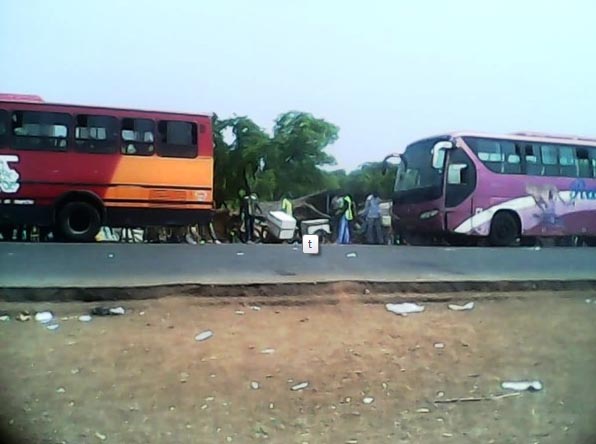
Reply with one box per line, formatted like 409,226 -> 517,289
0,292 -> 595,444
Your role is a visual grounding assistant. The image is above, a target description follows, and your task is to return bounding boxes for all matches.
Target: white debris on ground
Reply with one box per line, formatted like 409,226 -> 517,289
250,381 -> 260,390
290,382 -> 309,391
34,311 -> 54,323
0,314 -> 9,321
447,302 -> 475,311
235,310 -> 245,315
251,306 -> 261,311
260,348 -> 275,354
236,251 -> 245,256
362,396 -> 374,405
78,315 -> 92,322
385,303 -> 425,317
345,252 -> 357,258
416,407 -> 431,413
501,380 -> 543,392
434,342 -> 445,349
109,307 -> 125,315
195,330 -> 214,342
46,324 -> 59,331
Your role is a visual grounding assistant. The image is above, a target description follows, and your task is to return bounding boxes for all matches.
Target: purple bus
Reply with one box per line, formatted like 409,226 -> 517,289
383,131 -> 596,246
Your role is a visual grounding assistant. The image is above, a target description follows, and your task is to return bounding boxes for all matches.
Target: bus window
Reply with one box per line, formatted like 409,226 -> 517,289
11,110 -> 70,151
559,146 -> 578,178
576,148 -> 593,178
157,120 -> 198,158
463,137 -> 517,174
0,109 -> 8,147
75,115 -> 118,154
121,118 -> 154,156
539,144 -> 559,176
522,144 -> 542,176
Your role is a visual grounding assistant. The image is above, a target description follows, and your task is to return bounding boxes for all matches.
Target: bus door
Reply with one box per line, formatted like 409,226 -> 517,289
444,148 -> 477,232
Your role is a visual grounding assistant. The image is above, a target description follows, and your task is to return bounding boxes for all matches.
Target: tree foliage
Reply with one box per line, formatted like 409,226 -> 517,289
213,111 -> 393,209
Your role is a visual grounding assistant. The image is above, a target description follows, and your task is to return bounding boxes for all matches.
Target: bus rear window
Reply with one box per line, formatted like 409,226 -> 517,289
0,109 -> 8,147
157,120 -> 198,158
11,110 -> 70,151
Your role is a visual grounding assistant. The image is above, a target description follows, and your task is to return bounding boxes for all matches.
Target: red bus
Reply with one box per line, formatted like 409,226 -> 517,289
0,94 -> 214,242
383,131 -> 596,246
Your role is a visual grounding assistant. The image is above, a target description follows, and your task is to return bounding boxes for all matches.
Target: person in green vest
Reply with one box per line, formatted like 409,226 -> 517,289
281,194 -> 293,217
337,194 -> 355,244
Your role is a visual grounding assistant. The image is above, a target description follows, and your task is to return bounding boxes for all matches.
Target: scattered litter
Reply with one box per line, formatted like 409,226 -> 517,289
385,303 -> 425,316
195,330 -> 214,342
46,324 -> 59,331
226,436 -> 233,442
291,382 -> 309,391
346,440 -> 358,444
95,431 -> 107,441
91,306 -> 125,316
346,252 -> 357,258
71,368 -> 80,375
17,312 -> 31,322
436,391 -> 445,398
78,315 -> 92,322
107,253 -> 115,259
0,315 -> 9,322
416,408 -> 430,413
250,381 -> 260,390
179,372 -> 189,383
251,306 -> 261,311
34,311 -> 54,323
501,380 -> 543,392
269,403 -> 274,409
363,288 -> 370,295
362,397 -> 374,405
56,387 -> 65,393
448,302 -> 475,311
139,311 -> 145,316
434,392 -> 521,403
169,405 -> 176,411
235,310 -> 245,315
236,251 -> 245,256
442,433 -> 453,438
261,348 -> 275,354
533,246 -> 541,251
434,342 -> 446,349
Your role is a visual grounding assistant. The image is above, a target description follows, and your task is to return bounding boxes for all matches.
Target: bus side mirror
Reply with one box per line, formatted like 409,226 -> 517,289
431,141 -> 453,169
447,163 -> 467,185
382,153 -> 403,175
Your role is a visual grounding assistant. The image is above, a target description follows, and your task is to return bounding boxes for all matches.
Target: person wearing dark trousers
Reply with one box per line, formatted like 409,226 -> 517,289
363,191 -> 384,244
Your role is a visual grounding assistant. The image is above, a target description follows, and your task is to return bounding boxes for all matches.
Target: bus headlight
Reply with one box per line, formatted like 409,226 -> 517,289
419,209 -> 439,220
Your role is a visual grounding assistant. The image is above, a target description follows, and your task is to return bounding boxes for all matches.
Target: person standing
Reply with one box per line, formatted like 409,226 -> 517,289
240,190 -> 262,243
336,194 -> 354,244
281,194 -> 293,217
363,190 -> 383,244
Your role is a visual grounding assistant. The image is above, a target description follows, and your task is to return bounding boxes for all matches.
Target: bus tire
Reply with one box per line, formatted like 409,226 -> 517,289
56,201 -> 101,243
488,211 -> 519,247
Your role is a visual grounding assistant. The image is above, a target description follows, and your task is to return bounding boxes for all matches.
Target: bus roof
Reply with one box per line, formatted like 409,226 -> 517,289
431,131 -> 596,146
0,93 -> 212,118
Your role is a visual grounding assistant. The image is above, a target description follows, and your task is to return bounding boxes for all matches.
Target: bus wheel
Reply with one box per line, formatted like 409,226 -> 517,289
488,212 -> 519,247
56,201 -> 101,242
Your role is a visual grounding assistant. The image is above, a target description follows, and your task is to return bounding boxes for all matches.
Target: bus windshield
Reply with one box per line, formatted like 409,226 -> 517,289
394,139 -> 444,192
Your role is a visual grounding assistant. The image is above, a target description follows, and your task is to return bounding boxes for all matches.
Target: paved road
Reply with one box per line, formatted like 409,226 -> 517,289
0,243 -> 595,288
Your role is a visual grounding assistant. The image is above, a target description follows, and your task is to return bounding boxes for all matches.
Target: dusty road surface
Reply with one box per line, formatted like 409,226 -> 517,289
0,291 -> 595,444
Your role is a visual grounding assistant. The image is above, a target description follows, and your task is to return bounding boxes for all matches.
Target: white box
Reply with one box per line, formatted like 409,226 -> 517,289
300,219 -> 331,236
269,224 -> 295,240
267,211 -> 297,230
302,234 -> 319,254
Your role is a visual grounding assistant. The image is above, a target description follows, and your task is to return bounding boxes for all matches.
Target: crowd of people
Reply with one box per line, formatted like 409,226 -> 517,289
0,190 -> 395,245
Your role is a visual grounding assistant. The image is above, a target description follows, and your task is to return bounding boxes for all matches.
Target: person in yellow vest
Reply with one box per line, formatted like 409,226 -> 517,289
337,194 -> 355,244
281,194 -> 293,217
